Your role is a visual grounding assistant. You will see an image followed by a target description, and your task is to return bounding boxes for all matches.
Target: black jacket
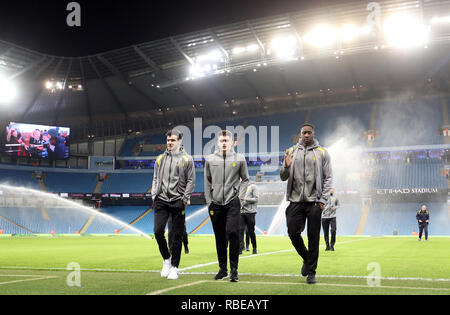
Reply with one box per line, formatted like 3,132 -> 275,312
416,210 -> 429,224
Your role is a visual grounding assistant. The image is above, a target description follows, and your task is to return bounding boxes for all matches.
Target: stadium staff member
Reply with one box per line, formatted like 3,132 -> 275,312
280,123 -> 333,284
321,188 -> 339,251
204,130 -> 250,282
240,182 -> 259,255
152,129 -> 195,280
416,205 -> 430,242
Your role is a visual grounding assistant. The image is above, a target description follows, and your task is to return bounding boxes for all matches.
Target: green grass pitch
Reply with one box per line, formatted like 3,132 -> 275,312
0,234 -> 449,295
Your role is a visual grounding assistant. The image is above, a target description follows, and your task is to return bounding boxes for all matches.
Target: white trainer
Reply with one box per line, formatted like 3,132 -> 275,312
161,258 -> 171,277
167,266 -> 179,280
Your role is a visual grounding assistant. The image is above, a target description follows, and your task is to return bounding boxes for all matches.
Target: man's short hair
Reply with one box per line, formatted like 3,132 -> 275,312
166,129 -> 183,140
301,123 -> 315,131
218,130 -> 233,139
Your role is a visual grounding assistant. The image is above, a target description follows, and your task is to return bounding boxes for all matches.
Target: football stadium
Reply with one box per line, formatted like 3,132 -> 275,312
0,0 -> 450,298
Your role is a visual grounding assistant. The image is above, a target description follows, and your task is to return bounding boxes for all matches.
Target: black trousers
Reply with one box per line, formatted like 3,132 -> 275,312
245,229 -> 250,249
419,223 -> 429,240
239,213 -> 257,250
153,198 -> 185,268
286,202 -> 322,275
322,217 -> 337,247
209,198 -> 241,271
168,220 -> 188,253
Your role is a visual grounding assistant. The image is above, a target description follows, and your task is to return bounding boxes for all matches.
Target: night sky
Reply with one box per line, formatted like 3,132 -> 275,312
0,0 -> 349,56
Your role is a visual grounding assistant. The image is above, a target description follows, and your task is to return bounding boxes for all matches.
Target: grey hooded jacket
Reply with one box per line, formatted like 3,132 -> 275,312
204,148 -> 249,206
280,139 -> 333,205
241,183 -> 258,214
151,147 -> 196,205
322,195 -> 339,219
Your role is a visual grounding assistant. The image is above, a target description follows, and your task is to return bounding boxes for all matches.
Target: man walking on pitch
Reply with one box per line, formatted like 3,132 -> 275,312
416,205 -> 430,242
322,188 -> 339,251
240,182 -> 259,255
152,129 -> 195,280
280,123 -> 333,284
205,130 -> 250,282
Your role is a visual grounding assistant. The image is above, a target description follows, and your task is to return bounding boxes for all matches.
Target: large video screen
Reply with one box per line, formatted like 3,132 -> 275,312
5,122 -> 70,160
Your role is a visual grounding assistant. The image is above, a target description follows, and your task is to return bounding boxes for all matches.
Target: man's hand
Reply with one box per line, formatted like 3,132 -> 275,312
284,149 -> 293,168
419,220 -> 422,223
319,202 -> 325,210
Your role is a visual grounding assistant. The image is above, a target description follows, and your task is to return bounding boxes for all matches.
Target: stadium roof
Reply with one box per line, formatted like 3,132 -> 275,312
1,0 -> 450,141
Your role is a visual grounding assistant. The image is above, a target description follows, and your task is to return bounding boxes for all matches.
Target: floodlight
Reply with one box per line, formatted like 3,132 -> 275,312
340,24 -> 359,43
303,25 -> 337,48
0,75 -> 17,103
383,14 -> 429,48
271,36 -> 297,59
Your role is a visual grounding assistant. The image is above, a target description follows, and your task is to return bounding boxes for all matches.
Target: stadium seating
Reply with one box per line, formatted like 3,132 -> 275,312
370,161 -> 446,189
0,169 -> 39,190
100,173 -> 151,193
45,172 -> 97,193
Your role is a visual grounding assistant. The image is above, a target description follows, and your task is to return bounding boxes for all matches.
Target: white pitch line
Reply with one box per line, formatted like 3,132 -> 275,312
0,276 -> 57,286
179,237 -> 376,272
146,279 -> 450,295
146,280 -> 207,295
1,266 -> 449,284
237,280 -> 450,292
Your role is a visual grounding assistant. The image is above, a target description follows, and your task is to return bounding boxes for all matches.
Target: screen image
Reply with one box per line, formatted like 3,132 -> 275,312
5,122 -> 70,160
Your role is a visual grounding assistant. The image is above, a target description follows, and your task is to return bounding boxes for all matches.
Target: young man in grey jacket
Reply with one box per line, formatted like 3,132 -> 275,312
204,130 -> 250,282
280,123 -> 333,284
239,182 -> 258,255
152,129 -> 195,280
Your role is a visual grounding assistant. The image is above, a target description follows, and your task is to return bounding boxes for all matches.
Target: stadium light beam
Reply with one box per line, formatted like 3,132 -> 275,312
303,25 -> 337,48
0,75 -> 17,104
270,36 -> 298,60
340,24 -> 359,43
383,14 -> 429,48
431,15 -> 450,24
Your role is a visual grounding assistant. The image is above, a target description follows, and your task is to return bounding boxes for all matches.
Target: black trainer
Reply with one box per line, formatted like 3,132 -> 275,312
301,262 -> 309,277
330,246 -> 335,251
252,248 -> 257,255
306,273 -> 317,284
230,269 -> 239,282
214,269 -> 228,280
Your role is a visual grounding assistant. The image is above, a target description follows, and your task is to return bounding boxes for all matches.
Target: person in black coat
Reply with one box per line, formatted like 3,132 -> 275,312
416,205 -> 430,241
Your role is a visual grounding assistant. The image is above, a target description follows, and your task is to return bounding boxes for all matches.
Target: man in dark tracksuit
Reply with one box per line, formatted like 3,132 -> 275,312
152,129 -> 195,280
322,188 -> 339,251
416,205 -> 430,241
204,130 -> 250,282
239,182 -> 258,255
280,123 -> 333,284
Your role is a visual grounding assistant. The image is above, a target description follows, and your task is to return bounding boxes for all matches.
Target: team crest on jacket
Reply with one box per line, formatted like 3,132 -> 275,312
232,162 -> 236,167
210,210 -> 214,216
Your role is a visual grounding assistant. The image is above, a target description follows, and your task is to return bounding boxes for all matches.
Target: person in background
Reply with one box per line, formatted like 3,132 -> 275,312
416,205 -> 430,242
321,188 -> 339,251
239,182 -> 258,255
